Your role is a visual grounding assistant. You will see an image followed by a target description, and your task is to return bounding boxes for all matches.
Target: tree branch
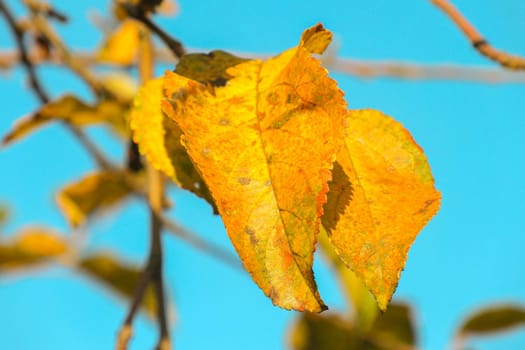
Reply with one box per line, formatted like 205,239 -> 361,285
3,48 -> 525,84
431,0 -> 525,70
0,0 -> 112,169
0,0 -> 49,103
117,24 -> 171,350
122,3 -> 185,59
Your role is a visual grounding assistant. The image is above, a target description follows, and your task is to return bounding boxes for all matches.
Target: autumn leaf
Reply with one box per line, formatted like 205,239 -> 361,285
318,229 -> 378,331
322,109 -> 441,310
97,19 -> 140,66
56,170 -> 142,228
161,24 -> 346,312
288,302 -> 416,350
78,252 -> 159,318
129,78 -> 216,211
2,95 -> 128,146
289,313 -> 361,350
0,228 -> 67,272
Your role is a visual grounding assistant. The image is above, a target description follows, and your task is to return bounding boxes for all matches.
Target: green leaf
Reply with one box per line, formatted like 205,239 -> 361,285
78,252 -> 158,318
372,303 -> 416,346
288,302 -> 417,350
458,305 -> 525,337
288,313 -> 362,350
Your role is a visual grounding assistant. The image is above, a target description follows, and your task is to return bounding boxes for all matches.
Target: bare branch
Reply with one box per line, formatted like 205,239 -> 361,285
431,0 -> 525,70
3,48 -> 525,84
0,0 -> 49,103
122,2 -> 185,59
0,1 -> 112,169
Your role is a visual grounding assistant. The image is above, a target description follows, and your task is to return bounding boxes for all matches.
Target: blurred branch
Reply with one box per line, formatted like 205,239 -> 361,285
0,1 -> 48,102
431,0 -> 525,70
3,48 -> 525,83
0,1 -> 111,169
118,26 -> 171,350
122,2 -> 185,59
28,14 -> 108,97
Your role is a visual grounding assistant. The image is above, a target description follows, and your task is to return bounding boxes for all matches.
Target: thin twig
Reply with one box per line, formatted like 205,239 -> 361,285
0,0 -> 49,103
122,3 -> 185,59
431,0 -> 525,70
140,25 -> 171,350
0,1 -> 112,169
30,16 -> 107,97
3,48 -> 525,83
117,24 -> 171,350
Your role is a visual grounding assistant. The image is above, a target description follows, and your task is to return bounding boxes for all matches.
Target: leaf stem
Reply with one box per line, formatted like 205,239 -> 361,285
431,0 -> 525,70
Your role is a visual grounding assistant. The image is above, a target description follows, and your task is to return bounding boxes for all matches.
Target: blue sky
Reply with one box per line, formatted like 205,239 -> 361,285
1,0 -> 525,349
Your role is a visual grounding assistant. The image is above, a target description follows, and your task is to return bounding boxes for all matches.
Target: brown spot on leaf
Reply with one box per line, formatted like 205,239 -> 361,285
244,226 -> 258,245
238,177 -> 251,185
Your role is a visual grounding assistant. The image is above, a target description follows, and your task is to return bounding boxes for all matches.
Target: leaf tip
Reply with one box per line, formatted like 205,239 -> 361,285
300,23 -> 333,54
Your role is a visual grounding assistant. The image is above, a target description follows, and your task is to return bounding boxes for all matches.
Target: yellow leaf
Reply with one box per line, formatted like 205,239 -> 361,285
129,78 -> 216,212
78,252 -> 158,318
162,24 -> 347,312
97,19 -> 140,65
322,109 -> 441,310
0,228 -> 67,271
56,170 -> 141,228
2,95 -> 129,146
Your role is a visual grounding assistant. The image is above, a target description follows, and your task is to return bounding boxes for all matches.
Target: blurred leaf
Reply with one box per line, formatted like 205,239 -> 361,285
322,109 -> 441,310
0,228 -> 67,272
129,78 -> 217,212
0,204 -> 9,230
100,72 -> 138,103
289,302 -> 417,350
78,252 -> 157,317
97,19 -> 140,65
162,24 -> 345,312
289,313 -> 362,350
372,303 -> 416,346
56,170 -> 143,228
458,305 -> 525,337
2,95 -> 129,146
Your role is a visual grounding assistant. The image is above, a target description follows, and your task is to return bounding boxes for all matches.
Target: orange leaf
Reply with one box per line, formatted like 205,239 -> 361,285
162,24 -> 346,312
322,109 -> 441,310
